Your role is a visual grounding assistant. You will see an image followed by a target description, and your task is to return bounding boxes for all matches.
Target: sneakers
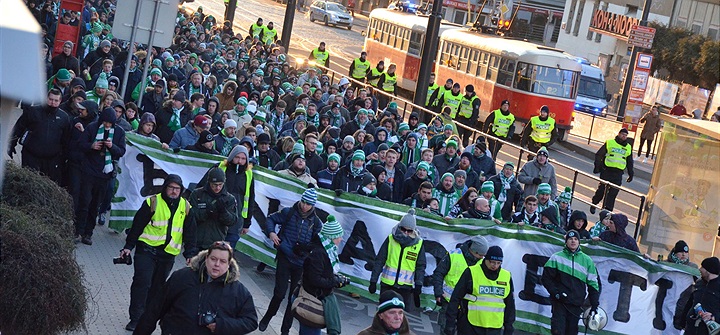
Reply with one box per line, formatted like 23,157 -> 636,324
98,212 -> 106,226
81,236 -> 93,245
589,206 -> 596,215
642,157 -> 648,164
125,320 -> 138,331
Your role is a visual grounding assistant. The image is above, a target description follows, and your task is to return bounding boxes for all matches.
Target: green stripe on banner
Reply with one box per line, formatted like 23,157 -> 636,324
515,311 -> 627,335
128,133 -> 226,161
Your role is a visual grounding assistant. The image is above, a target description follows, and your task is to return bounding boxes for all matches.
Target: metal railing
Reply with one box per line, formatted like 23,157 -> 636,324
571,109 -> 661,160
294,56 -> 647,237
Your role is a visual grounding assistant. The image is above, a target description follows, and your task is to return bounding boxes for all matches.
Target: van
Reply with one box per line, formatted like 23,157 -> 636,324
575,60 -> 610,116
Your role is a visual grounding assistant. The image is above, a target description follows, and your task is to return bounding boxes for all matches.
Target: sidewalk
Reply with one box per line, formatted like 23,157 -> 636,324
559,133 -> 655,181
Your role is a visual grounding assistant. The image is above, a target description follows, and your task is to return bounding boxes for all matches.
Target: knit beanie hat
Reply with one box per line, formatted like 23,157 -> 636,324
469,236 -> 489,255
95,73 -> 109,89
417,123 -> 428,130
672,240 -> 689,254
150,68 -> 162,77
446,139 -> 458,149
362,173 -> 377,187
377,290 -> 405,314
343,135 -> 355,145
558,186 -> 573,203
417,161 -> 430,172
503,161 -> 515,169
254,110 -> 267,122
481,181 -> 495,193
301,184 -> 318,206
352,150 -> 366,161
537,183 -> 552,195
292,141 -> 305,155
701,257 -> 720,275
207,167 -> 226,183
485,246 -> 503,261
356,108 -> 368,115
453,169 -> 466,180
565,230 -> 579,242
56,68 -> 72,82
173,89 -> 186,102
398,208 -> 416,230
315,141 -> 324,155
441,172 -> 454,183
262,95 -> 274,106
397,122 -> 410,132
377,143 -> 390,153
320,215 -> 344,239
327,153 -> 341,163
537,146 -> 549,157
236,96 -> 248,106
198,130 -> 214,144
224,119 -> 238,129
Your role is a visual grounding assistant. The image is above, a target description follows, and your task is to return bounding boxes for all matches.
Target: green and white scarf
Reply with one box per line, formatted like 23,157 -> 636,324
169,106 -> 183,132
320,234 -> 340,273
96,126 -> 114,174
498,173 -> 515,203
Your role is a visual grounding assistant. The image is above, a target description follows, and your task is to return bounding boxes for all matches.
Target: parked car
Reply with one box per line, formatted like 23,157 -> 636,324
309,0 -> 354,30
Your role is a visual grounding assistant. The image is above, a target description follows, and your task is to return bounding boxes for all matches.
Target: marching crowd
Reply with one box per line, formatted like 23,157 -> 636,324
8,1 -> 720,335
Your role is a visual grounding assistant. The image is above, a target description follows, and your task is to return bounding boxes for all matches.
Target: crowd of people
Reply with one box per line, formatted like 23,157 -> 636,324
8,2 -> 719,335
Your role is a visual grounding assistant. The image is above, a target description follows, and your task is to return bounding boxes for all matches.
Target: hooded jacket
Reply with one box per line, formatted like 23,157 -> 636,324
331,164 -> 369,192
370,225 -> 426,289
68,101 -> 99,164
538,207 -> 566,234
517,158 -> 557,198
566,210 -> 591,239
362,127 -> 388,157
155,100 -> 193,144
78,107 -> 126,179
133,249 -> 258,335
265,201 -> 323,267
199,146 -> 255,229
599,214 -> 640,252
189,172 -> 239,250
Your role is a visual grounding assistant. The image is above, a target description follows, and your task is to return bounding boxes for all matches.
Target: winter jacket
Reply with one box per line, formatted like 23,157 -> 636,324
68,104 -> 98,164
640,111 -> 662,139
362,127 -> 388,156
594,135 -> 634,177
448,164 -> 481,191
155,102 -> 193,144
401,174 -> 430,201
304,150 -> 326,177
10,104 -> 72,158
133,250 -> 258,335
278,168 -> 317,185
356,314 -> 415,335
566,210 -> 591,239
265,202 -> 323,267
432,153 -> 460,177
51,52 -> 80,76
82,46 -> 113,77
370,226 -> 427,289
599,214 -> 639,252
542,246 -> 600,308
468,153 -> 497,180
682,277 -> 720,335
214,132 -> 241,157
487,173 -> 524,221
331,165 -> 368,192
537,207 -> 566,234
432,184 -> 460,217
431,241 -> 481,299
340,119 -> 375,139
517,159 -> 557,198
302,239 -> 341,300
381,163 -> 407,203
189,184 -> 238,250
316,168 -> 339,190
170,123 -> 201,149
78,109 -> 126,180
256,148 -> 281,170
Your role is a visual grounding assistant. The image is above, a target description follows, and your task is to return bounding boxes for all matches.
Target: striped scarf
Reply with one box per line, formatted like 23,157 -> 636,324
95,126 -> 114,174
319,234 -> 340,274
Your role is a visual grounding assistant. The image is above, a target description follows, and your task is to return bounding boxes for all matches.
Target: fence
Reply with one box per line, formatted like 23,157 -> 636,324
293,56 -> 648,238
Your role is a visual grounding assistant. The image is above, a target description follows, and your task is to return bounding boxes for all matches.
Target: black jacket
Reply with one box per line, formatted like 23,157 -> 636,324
134,251 -> 258,335
566,210 -> 591,239
68,103 -> 99,164
487,173 -> 524,221
594,135 -> 634,177
304,150 -> 326,178
10,105 -> 72,158
432,241 -> 481,299
154,102 -> 193,144
682,277 -> 720,335
189,185 -> 238,250
78,109 -> 126,180
302,239 -> 342,300
332,165 -> 368,192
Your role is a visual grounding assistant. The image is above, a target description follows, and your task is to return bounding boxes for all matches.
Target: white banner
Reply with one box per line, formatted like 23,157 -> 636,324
111,133 -> 698,334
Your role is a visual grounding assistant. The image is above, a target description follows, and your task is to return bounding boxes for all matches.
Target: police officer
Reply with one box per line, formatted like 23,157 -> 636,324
426,73 -> 439,107
542,230 -> 600,335
370,208 -> 427,312
309,41 -> 330,68
349,51 -> 371,84
445,245 -> 515,335
189,167 -> 238,250
521,105 -> 558,155
261,22 -> 277,45
457,84 -> 480,147
376,63 -> 397,109
483,100 -> 515,160
366,60 -> 385,88
438,82 -> 463,119
432,236 -> 489,333
590,128 -> 634,213
120,174 -> 197,331
249,18 -> 264,39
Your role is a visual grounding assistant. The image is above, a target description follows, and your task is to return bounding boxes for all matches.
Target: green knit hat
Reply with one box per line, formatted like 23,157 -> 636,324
446,139 -> 458,149
149,68 -> 162,77
481,181 -> 495,193
417,161 -> 430,172
352,150 -> 365,161
327,153 -> 341,163
397,122 -> 409,132
356,108 -> 368,116
558,186 -> 573,203
441,172 -> 454,182
262,96 -> 274,106
95,73 -> 108,89
537,183 -> 552,195
320,215 -> 344,239
443,124 -> 453,131
236,97 -> 248,106
56,68 -> 72,82
91,22 -> 103,34
292,140 -> 305,155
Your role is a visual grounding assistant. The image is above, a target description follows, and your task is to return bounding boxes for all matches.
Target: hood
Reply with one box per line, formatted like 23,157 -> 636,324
162,174 -> 184,193
228,144 -> 249,163
391,224 -> 420,247
568,210 -> 588,231
610,213 -> 629,236
540,207 -> 560,226
459,240 -> 481,265
70,77 -> 86,90
190,249 -> 241,283
615,135 -> 629,146
374,127 -> 388,144
79,100 -> 99,120
239,136 -> 255,149
369,164 -> 386,181
99,107 -> 117,124
140,112 -> 156,127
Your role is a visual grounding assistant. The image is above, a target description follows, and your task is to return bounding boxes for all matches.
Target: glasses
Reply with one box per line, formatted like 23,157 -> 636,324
166,185 -> 182,191
399,227 -> 414,234
212,241 -> 233,251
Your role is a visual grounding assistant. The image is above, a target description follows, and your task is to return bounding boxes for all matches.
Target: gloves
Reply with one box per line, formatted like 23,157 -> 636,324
414,286 -> 422,308
368,282 -> 377,294
555,292 -> 567,301
7,146 -> 16,159
532,177 -> 542,185
626,175 -> 633,183
335,189 -> 343,196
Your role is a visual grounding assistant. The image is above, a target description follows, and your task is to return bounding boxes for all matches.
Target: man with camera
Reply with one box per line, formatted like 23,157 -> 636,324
679,257 -> 720,335
120,174 -> 197,331
189,167 -> 238,251
133,241 -> 258,335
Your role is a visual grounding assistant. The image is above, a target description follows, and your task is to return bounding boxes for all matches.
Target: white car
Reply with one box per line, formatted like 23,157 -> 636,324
309,1 -> 353,30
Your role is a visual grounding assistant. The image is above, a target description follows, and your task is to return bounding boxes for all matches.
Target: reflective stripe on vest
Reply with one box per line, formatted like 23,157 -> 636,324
529,116 -> 555,143
466,266 -> 511,329
604,139 -> 631,170
442,248 -> 469,301
138,195 -> 189,256
218,162 -> 253,218
312,48 -> 329,65
381,234 -> 423,286
368,68 -> 383,87
382,73 -> 397,92
442,91 -> 462,118
426,83 -> 439,105
491,109 -> 515,137
352,58 -> 371,79
458,95 -> 478,119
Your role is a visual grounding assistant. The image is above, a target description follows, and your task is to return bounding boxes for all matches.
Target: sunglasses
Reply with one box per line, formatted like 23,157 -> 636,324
399,227 -> 414,233
212,241 -> 233,251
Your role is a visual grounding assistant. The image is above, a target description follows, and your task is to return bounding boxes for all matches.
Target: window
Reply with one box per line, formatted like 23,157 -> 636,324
513,62 -> 579,98
468,49 -> 478,76
497,58 -> 515,87
389,25 -> 397,48
458,47 -> 469,73
708,27 -> 719,40
487,55 -> 499,82
691,23 -> 702,34
477,52 -> 488,78
409,31 -> 422,56
439,42 -> 449,67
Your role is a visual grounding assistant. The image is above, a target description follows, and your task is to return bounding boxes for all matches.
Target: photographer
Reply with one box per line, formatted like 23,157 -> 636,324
133,241 -> 258,335
189,167 -> 238,250
121,174 -> 197,331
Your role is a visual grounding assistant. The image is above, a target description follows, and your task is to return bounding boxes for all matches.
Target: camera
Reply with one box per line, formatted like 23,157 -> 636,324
113,254 -> 132,265
198,311 -> 217,326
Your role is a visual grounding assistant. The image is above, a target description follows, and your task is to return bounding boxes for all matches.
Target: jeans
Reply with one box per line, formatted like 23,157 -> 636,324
262,252 -> 304,333
128,245 -> 175,322
298,323 -> 321,335
74,174 -> 108,237
550,300 -> 582,335
638,137 -> 653,157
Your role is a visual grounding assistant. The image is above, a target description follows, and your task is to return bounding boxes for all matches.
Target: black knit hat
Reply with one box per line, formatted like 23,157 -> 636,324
701,257 -> 720,275
377,290 -> 405,314
198,130 -> 214,144
672,240 -> 689,254
486,246 -> 503,261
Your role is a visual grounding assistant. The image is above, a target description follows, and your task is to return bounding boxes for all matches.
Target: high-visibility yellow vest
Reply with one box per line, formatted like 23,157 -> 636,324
138,195 -> 190,256
458,95 -> 479,119
381,234 -> 424,287
250,23 -> 264,38
442,248 -> 469,301
529,116 -> 555,143
466,265 -> 511,329
262,27 -> 277,45
604,139 -> 632,170
368,68 -> 383,87
432,85 -> 450,107
426,83 -> 439,106
491,109 -> 515,137
382,72 -> 397,92
311,48 -> 329,65
442,91 -> 463,118
219,162 -> 254,218
351,58 -> 371,80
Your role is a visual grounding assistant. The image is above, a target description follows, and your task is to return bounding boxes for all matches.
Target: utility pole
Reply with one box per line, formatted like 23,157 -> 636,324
281,0 -> 297,50
617,0 -> 652,120
225,0 -> 237,25
413,0 -> 443,118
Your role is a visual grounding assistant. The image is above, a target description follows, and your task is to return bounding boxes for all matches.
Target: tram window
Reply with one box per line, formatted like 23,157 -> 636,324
514,62 -> 579,98
398,28 -> 406,51
497,58 -> 515,87
389,25 -> 396,48
409,31 -> 422,56
468,49 -> 478,75
487,55 -> 498,82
